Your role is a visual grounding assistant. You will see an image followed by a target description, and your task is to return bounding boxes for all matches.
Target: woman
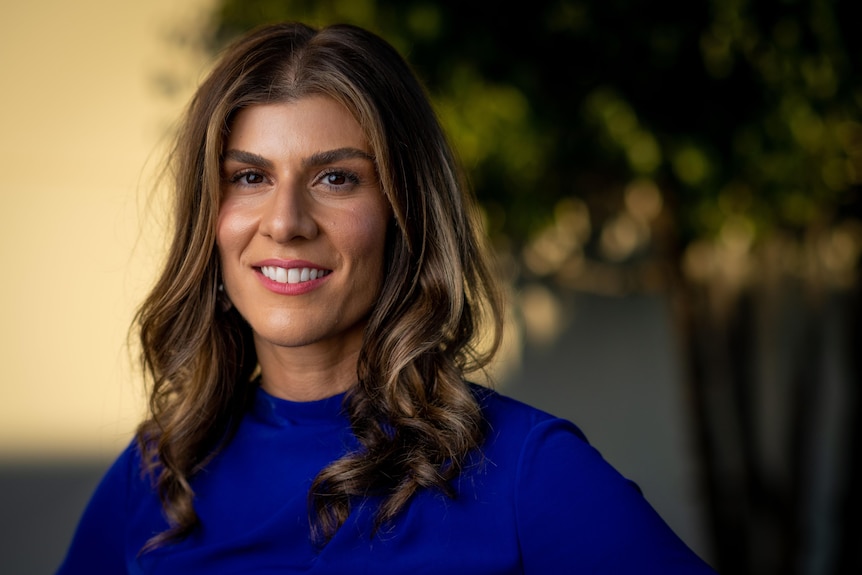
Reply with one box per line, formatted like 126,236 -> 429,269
57,21 -> 718,574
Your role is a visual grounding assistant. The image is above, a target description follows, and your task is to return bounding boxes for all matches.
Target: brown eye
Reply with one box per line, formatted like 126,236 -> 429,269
230,170 -> 266,185
324,173 -> 347,185
318,169 -> 360,190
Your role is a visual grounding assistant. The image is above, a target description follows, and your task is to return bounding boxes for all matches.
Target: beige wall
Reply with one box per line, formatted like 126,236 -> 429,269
0,0 -> 214,459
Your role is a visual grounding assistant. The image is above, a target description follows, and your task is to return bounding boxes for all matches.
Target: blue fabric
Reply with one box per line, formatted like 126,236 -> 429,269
57,385 -> 718,573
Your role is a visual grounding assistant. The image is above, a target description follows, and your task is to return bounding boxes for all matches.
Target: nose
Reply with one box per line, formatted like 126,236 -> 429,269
258,180 -> 319,242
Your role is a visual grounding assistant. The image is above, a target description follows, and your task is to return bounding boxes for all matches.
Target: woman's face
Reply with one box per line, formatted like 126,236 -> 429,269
217,96 -> 390,359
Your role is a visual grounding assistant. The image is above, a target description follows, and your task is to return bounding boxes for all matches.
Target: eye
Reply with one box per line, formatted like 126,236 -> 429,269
229,170 -> 266,186
317,169 -> 361,190
324,172 -> 348,186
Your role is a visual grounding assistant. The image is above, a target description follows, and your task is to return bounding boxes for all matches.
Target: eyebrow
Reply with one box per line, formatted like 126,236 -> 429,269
222,149 -> 274,170
303,147 -> 375,168
222,147 -> 375,169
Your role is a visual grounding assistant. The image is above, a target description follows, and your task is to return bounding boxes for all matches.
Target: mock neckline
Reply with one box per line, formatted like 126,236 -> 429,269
251,386 -> 349,427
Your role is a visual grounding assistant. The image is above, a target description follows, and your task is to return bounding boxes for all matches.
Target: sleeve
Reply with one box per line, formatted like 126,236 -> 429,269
514,418 -> 718,574
54,443 -> 137,575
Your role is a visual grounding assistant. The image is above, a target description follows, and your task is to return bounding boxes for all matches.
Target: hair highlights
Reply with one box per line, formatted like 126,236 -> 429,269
134,21 -> 504,549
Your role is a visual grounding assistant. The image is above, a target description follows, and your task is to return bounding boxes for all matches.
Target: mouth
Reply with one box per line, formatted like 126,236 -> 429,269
259,265 -> 332,285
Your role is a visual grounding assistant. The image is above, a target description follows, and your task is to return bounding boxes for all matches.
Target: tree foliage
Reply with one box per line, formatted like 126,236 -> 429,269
207,0 -> 862,259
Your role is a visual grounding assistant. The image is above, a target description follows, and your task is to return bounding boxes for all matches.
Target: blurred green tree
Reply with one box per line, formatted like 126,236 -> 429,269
205,0 -> 861,255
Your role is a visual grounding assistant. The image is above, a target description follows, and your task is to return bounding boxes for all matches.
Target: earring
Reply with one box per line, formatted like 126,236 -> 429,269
217,282 -> 233,311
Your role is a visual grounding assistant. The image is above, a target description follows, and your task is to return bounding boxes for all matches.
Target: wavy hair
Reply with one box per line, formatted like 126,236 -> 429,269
134,21 -> 504,549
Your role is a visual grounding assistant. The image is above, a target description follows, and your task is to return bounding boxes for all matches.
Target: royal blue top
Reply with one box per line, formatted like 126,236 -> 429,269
56,385 -> 717,574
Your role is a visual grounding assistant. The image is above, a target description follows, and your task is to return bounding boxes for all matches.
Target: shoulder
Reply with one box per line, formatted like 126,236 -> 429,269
93,439 -> 147,499
468,382 -> 613,492
56,440 -> 153,574
78,439 -> 159,524
468,384 -> 718,573
469,382 -> 589,448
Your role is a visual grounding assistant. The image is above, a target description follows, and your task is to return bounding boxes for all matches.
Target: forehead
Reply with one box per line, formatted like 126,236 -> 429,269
225,96 -> 370,156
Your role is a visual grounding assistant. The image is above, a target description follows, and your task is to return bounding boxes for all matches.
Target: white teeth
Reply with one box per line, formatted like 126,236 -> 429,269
260,265 -> 329,284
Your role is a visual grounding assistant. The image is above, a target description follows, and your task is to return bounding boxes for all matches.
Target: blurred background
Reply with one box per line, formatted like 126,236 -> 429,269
2,1 -> 860,573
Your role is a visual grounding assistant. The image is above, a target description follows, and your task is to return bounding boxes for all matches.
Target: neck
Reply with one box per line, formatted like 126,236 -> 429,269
254,337 -> 361,402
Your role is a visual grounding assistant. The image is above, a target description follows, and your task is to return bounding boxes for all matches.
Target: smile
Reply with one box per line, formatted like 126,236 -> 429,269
259,265 -> 332,284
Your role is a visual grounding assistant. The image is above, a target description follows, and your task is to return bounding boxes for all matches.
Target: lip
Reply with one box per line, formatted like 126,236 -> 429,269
252,258 -> 332,295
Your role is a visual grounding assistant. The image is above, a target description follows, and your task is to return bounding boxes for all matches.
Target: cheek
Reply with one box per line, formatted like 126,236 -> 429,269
344,208 -> 389,273
216,204 -> 256,261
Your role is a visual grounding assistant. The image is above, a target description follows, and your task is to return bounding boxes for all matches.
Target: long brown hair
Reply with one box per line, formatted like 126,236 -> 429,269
134,21 -> 504,549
